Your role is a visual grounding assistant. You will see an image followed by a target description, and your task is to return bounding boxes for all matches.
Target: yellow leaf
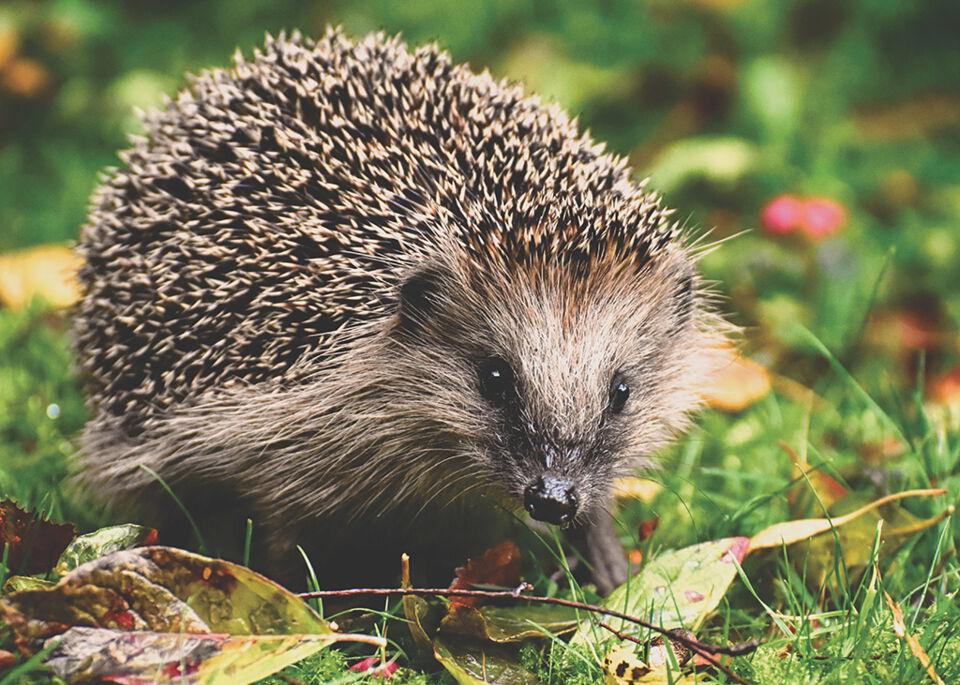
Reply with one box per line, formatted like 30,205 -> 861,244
613,477 -> 662,502
749,488 -> 948,550
603,643 -> 694,684
1,57 -> 50,97
0,244 -> 80,310
700,346 -> 771,412
884,591 -> 945,685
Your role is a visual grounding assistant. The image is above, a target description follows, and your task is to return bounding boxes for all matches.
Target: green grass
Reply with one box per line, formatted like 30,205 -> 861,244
2,0 -> 959,682
1,303 -> 957,684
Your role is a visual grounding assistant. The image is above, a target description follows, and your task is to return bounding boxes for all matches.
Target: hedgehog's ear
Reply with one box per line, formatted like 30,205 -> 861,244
396,266 -> 446,335
670,264 -> 698,332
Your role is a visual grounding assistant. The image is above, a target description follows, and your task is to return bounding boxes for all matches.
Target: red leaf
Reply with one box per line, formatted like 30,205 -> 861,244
448,541 -> 522,609
0,500 -> 75,575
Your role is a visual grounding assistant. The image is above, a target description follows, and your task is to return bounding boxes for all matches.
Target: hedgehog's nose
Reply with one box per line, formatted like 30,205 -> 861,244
524,475 -> 578,526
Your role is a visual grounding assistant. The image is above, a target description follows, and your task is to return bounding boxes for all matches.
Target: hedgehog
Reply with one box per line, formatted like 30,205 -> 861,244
73,29 -> 727,593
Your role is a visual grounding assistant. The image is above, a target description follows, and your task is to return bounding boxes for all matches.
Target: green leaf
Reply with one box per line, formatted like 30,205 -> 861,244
55,523 -> 157,575
572,537 -> 749,647
439,604 -> 580,643
433,636 -> 543,685
1,576 -> 54,593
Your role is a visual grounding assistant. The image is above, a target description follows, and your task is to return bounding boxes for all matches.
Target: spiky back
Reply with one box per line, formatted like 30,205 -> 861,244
74,29 -> 677,435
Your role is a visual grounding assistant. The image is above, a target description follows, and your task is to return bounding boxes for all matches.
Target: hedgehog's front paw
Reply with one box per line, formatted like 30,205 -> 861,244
569,514 -> 628,595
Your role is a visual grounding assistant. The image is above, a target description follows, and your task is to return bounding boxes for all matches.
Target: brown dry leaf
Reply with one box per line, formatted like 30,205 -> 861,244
613,477 -> 662,502
1,57 -> 50,97
749,488 -> 947,550
700,346 -> 771,412
884,591 -> 945,685
447,541 -> 522,610
0,244 -> 80,310
0,499 -> 75,576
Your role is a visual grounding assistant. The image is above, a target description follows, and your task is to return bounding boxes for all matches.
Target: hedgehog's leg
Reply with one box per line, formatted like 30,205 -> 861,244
569,513 -> 628,595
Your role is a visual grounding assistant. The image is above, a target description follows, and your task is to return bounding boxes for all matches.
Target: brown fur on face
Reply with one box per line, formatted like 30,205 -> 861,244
73,29 -> 730,587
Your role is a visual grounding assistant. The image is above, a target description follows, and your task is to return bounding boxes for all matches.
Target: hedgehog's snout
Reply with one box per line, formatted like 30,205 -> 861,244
524,474 -> 579,526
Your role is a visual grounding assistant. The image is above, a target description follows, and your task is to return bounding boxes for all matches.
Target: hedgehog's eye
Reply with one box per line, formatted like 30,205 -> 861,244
609,373 -> 630,414
478,357 -> 514,405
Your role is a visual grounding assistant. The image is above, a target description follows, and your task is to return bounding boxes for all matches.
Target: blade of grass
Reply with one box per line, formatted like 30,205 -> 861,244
0,638 -> 62,685
242,517 -> 253,568
138,464 -> 206,554
791,323 -> 911,449
297,544 -> 323,615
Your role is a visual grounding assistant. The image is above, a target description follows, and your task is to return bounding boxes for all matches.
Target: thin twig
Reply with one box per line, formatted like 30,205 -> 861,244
597,621 -> 751,685
299,585 -> 760,659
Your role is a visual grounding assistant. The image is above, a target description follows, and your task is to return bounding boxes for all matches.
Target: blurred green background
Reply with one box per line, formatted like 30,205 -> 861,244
1,0 -> 959,527
2,0 -> 958,370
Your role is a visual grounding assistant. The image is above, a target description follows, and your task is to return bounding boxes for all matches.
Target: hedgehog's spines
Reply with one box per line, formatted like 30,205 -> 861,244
74,32 -> 725,579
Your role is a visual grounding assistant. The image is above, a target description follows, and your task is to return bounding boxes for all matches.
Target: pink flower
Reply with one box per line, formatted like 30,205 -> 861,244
760,193 -> 848,241
350,656 -> 398,678
800,196 -> 847,240
760,194 -> 805,235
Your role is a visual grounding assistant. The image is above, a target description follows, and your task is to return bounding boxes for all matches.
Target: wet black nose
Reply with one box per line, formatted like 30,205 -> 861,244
524,475 -> 578,525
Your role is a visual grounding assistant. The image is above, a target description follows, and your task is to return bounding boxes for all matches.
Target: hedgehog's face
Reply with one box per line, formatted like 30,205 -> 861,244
393,248 -> 710,526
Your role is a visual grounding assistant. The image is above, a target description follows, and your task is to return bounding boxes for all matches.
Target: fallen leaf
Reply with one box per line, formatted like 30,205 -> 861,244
884,591 -> 945,685
1,57 -> 50,97
433,636 -> 542,685
797,501 -> 954,590
573,537 -> 749,647
0,499 -> 76,576
701,346 -> 771,412
1,546 -> 380,684
44,626 -> 364,685
448,541 -> 522,609
0,244 -> 81,310
613,478 -> 662,502
56,524 -> 158,575
748,488 -> 948,550
439,604 -> 579,643
1,576 -> 55,593
603,637 -> 694,684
